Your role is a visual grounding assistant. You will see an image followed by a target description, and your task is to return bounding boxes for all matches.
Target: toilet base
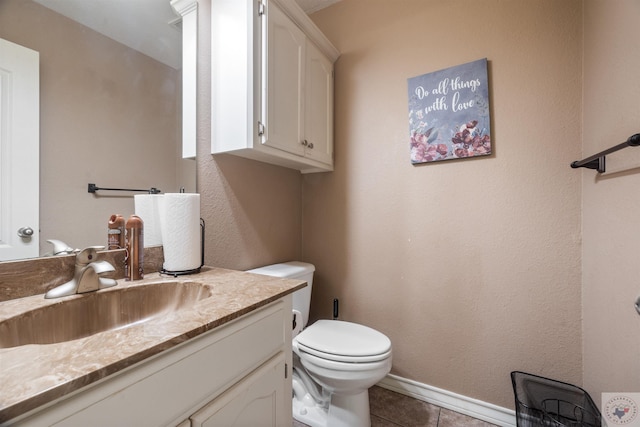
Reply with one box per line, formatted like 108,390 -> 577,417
292,395 -> 327,427
328,391 -> 371,427
292,388 -> 371,427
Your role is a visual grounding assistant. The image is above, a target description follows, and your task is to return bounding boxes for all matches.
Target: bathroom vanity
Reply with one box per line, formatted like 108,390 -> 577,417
0,268 -> 305,426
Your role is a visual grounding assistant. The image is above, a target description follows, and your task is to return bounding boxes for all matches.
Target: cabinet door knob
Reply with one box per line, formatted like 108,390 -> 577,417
308,142 -> 314,149
301,140 -> 308,146
17,227 -> 34,238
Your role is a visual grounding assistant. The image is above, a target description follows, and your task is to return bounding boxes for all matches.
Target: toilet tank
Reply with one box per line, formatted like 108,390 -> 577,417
247,261 -> 315,328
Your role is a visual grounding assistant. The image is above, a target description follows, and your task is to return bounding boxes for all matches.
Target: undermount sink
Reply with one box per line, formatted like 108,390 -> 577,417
0,281 -> 212,348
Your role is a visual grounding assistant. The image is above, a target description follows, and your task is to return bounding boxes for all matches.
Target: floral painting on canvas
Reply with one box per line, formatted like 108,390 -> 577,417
408,58 -> 492,164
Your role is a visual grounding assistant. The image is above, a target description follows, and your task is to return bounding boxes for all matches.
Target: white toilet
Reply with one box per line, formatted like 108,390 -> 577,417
248,262 -> 392,427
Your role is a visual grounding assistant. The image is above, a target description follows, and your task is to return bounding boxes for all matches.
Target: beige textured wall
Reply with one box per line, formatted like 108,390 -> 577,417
0,0 -> 189,255
305,0 -> 583,408
196,0 -> 302,271
582,1 -> 640,399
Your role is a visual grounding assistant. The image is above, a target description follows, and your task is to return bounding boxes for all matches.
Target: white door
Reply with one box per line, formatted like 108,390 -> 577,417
0,38 -> 39,261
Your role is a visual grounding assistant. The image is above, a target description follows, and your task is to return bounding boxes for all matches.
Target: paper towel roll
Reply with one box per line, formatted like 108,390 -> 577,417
159,193 -> 201,272
134,194 -> 164,247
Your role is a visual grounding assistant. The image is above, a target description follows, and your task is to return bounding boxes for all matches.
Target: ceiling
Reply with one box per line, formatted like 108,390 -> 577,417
295,0 -> 341,14
34,0 -> 340,70
34,0 -> 182,68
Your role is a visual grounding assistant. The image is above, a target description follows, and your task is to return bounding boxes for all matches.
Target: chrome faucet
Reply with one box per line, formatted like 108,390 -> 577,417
46,239 -> 78,256
44,246 -> 117,299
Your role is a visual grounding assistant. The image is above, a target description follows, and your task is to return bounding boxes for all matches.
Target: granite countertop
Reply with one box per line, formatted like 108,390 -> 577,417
0,267 -> 305,423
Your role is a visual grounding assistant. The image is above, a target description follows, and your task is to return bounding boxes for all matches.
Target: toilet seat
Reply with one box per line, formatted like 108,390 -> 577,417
295,320 -> 391,363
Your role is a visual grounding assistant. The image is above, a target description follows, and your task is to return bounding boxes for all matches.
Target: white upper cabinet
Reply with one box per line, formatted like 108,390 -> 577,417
211,0 -> 339,173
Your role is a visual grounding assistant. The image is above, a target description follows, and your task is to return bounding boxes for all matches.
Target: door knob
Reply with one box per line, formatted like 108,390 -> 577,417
17,227 -> 34,238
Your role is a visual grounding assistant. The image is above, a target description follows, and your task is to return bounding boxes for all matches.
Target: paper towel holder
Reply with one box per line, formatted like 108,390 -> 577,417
160,218 -> 205,277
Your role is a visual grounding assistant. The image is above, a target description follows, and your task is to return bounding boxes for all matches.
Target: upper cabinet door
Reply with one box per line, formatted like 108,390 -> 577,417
0,38 -> 39,261
303,39 -> 333,166
211,0 -> 263,154
171,0 -> 198,160
263,2 -> 305,157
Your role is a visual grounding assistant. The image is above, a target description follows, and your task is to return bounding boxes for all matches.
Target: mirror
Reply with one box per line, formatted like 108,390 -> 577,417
0,0 -> 195,261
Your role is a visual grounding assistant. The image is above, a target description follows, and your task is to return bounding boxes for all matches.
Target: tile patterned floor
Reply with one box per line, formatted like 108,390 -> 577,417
293,386 -> 499,427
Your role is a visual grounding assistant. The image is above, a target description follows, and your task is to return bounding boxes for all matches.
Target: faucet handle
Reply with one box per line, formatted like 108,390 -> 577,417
90,260 -> 115,275
75,246 -> 106,265
46,239 -> 76,255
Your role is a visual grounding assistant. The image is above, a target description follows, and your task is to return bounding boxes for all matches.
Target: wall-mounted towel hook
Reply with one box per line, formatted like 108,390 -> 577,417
570,133 -> 640,173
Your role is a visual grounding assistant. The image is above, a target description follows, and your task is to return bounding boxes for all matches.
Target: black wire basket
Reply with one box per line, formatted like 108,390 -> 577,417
511,371 -> 602,427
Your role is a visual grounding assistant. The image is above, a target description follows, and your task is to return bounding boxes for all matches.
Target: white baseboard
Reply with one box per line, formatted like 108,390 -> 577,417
377,374 -> 517,427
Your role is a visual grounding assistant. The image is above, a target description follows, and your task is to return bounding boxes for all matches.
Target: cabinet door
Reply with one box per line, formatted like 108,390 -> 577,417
211,0 -> 263,154
263,2 -> 305,156
303,39 -> 333,166
190,353 -> 287,427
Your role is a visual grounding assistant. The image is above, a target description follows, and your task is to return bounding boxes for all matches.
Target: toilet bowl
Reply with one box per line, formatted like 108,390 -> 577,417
247,262 -> 392,427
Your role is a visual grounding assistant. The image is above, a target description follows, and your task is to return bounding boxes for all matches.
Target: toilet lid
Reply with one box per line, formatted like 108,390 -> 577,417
295,320 -> 391,362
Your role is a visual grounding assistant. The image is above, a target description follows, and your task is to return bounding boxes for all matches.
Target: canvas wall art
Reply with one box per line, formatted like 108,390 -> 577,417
408,58 -> 491,164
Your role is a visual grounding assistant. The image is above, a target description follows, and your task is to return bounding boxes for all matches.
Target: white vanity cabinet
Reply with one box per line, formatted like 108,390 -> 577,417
211,0 -> 339,174
13,298 -> 293,427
